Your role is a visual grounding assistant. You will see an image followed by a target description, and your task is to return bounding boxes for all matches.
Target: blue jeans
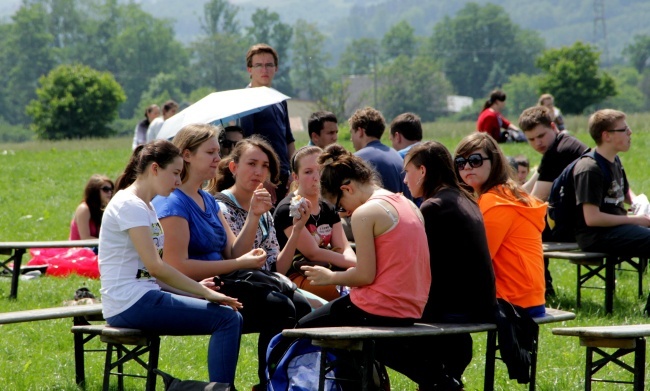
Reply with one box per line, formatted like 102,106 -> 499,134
105,290 -> 243,383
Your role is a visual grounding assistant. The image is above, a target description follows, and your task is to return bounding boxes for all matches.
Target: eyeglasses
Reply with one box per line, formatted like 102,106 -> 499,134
251,63 -> 276,70
607,126 -> 630,133
334,180 -> 351,213
101,186 -> 113,193
455,154 -> 491,171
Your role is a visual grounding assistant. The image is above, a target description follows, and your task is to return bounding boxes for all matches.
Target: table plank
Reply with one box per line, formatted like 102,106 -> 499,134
542,242 -> 580,252
283,323 -> 496,340
0,304 -> 103,325
0,239 -> 99,250
553,324 -> 650,339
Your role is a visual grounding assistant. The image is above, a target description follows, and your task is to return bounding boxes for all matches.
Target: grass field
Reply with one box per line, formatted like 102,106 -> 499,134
1,115 -> 649,390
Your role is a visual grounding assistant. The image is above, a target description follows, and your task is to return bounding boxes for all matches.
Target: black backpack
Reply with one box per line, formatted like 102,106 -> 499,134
547,150 -> 614,242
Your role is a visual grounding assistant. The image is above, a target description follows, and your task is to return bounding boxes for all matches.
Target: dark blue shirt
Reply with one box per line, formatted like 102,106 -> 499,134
355,140 -> 408,196
240,100 -> 294,174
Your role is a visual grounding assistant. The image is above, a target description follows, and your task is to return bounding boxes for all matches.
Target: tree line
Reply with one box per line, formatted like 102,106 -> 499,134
1,0 -> 650,141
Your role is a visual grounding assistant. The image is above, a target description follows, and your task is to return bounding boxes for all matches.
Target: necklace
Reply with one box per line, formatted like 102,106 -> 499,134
310,210 -> 321,227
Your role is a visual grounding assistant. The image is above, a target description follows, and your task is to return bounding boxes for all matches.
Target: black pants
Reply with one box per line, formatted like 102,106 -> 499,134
228,286 -> 311,384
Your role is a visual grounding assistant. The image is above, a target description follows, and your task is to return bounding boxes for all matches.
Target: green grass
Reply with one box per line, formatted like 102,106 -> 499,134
1,115 -> 650,390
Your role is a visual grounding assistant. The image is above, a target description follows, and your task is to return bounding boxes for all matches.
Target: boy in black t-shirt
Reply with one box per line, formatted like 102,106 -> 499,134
572,109 -> 650,255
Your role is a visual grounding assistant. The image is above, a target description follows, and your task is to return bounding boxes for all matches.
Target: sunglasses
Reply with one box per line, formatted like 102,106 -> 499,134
455,154 -> 491,170
101,186 -> 113,193
334,180 -> 351,213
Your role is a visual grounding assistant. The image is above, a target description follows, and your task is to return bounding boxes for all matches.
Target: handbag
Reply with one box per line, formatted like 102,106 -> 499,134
219,269 -> 297,297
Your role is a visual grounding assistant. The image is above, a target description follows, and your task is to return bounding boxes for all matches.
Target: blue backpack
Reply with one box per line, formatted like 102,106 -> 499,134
547,150 -> 614,242
266,334 -> 343,391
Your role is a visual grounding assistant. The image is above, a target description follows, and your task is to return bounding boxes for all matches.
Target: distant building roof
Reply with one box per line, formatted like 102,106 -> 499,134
447,95 -> 474,113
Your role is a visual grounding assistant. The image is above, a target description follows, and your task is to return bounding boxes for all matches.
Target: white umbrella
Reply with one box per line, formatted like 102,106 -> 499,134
156,87 -> 291,140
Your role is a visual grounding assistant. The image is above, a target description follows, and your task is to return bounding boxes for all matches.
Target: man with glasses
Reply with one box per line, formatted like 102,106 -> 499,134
218,126 -> 244,157
572,109 -> 650,255
240,43 -> 295,204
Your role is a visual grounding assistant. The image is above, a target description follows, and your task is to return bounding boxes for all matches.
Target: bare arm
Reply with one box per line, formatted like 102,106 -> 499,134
302,202 -> 388,287
275,200 -> 312,274
522,170 -> 539,194
159,215 -> 266,281
582,203 -> 650,227
228,183 -> 274,258
530,180 -> 552,202
282,223 -> 356,269
74,203 -> 97,239
129,226 -> 242,309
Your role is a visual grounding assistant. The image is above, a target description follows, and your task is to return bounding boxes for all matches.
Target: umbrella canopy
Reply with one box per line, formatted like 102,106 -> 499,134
156,86 -> 291,140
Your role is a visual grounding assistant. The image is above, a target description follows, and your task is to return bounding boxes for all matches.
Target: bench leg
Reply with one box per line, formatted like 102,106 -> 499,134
634,338 -> 645,391
9,249 -> 25,299
576,264 -> 582,307
585,346 -> 593,391
360,340 -> 374,391
146,336 -> 161,391
484,330 -> 496,391
318,345 -> 327,391
605,257 -> 617,314
74,329 -> 86,388
103,343 -> 114,391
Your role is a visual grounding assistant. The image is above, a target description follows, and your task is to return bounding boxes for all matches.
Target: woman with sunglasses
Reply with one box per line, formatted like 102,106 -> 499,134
293,144 -> 431,386
454,132 -> 547,317
402,141 -> 496,390
204,135 -> 312,390
69,174 -> 115,240
273,146 -> 356,301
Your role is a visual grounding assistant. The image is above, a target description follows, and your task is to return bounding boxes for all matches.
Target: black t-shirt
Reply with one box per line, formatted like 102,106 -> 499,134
574,153 -> 629,246
538,132 -> 589,183
273,193 -> 341,275
420,188 -> 496,322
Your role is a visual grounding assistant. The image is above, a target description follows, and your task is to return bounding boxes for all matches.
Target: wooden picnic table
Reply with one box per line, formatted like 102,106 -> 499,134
0,239 -> 99,299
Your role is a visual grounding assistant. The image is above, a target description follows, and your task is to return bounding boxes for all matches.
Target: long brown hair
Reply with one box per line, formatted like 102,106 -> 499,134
82,174 -> 114,230
404,141 -> 475,203
454,132 -> 532,205
206,136 -> 280,194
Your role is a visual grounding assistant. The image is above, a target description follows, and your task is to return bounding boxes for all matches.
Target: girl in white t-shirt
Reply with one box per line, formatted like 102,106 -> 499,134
99,139 -> 243,387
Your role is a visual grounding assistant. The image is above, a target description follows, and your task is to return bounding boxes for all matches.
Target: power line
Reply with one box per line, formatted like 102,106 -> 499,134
593,0 -> 609,63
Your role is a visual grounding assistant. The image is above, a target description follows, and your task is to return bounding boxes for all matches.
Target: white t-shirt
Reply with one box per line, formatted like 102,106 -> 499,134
146,117 -> 164,142
99,190 -> 161,318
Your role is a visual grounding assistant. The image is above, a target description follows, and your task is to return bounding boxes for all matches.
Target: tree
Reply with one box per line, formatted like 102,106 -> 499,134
501,73 -> 542,117
338,38 -> 379,76
187,0 -> 248,93
247,8 -> 293,94
377,55 -> 453,122
27,64 -> 125,139
3,2 -> 56,125
430,3 -> 544,98
623,34 -> 650,74
291,20 -> 330,101
536,42 -> 616,114
381,20 -> 417,60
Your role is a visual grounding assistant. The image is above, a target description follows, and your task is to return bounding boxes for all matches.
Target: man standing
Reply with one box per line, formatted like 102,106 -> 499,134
389,112 -> 423,158
240,43 -> 294,203
307,111 -> 338,149
147,100 -> 178,142
349,107 -> 406,195
519,106 -> 588,202
573,109 -> 650,255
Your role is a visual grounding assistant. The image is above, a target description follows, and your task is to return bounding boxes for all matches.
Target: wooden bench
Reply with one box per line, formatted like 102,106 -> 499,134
0,304 -> 159,391
282,308 -> 575,391
552,324 -> 650,390
71,324 -> 161,391
543,250 -> 647,314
